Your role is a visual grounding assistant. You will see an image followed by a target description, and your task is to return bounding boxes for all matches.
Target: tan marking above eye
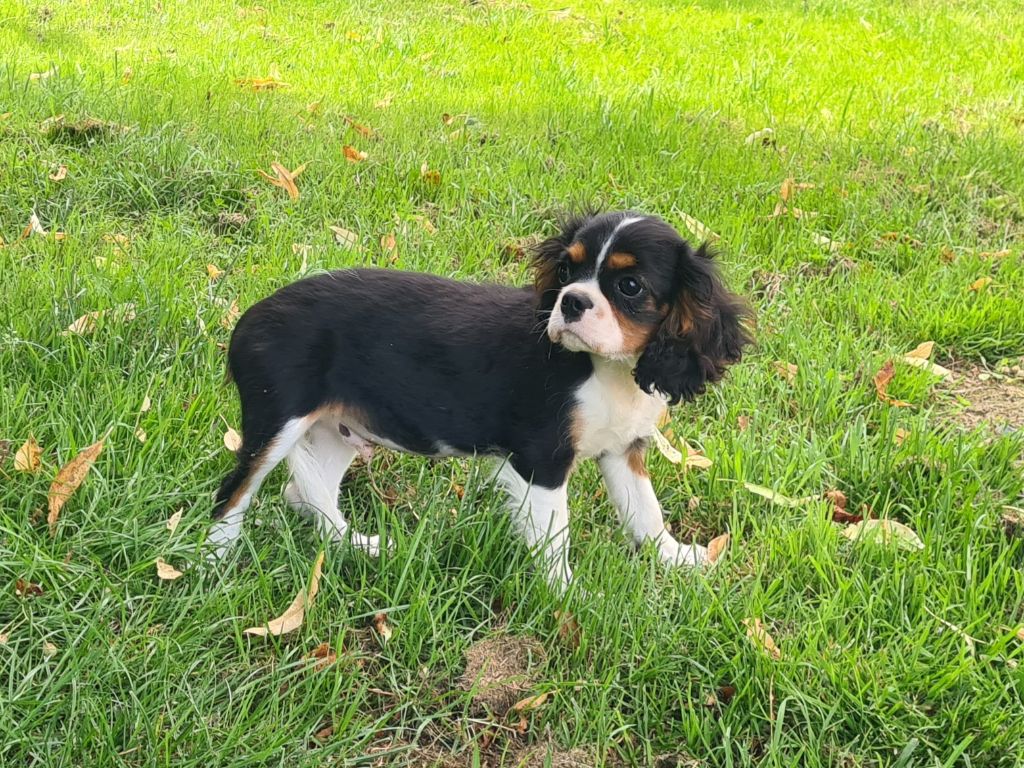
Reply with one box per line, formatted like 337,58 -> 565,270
567,242 -> 586,263
606,251 -> 637,269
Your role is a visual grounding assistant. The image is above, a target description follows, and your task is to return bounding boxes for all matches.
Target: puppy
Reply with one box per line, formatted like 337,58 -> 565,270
207,212 -> 751,588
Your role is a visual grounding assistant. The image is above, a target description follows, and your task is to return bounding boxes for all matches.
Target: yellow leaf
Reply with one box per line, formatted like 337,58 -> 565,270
48,165 -> 68,182
47,434 -> 107,536
140,395 -> 152,414
780,177 -> 795,203
742,618 -> 781,660
707,533 -> 730,564
235,75 -> 289,90
412,214 -> 437,235
969,276 -> 993,292
166,509 -> 182,534
743,482 -> 815,508
650,428 -> 681,463
380,233 -> 397,253
155,557 -> 184,580
343,145 -> 367,163
306,100 -> 322,114
841,519 -> 924,550
342,116 -> 374,138
258,161 -> 307,200
220,299 -> 240,330
420,162 -> 441,185
206,263 -> 225,280
773,361 -> 798,382
15,435 -> 42,473
223,427 -> 242,452
512,691 -> 551,712
30,67 -> 57,82
329,226 -> 359,248
244,551 -> 325,636
681,439 -> 713,470
134,427 -> 147,443
64,303 -> 137,336
677,212 -> 719,242
904,341 -> 935,360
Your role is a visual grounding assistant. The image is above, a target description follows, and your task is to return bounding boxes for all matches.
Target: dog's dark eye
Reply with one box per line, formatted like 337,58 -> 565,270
557,262 -> 571,284
617,276 -> 643,297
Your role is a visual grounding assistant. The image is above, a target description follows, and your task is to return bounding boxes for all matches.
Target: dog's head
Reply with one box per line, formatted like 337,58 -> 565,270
534,212 -> 752,404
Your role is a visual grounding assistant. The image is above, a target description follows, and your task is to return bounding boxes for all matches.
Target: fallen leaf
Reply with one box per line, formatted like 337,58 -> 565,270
305,641 -> 337,670
64,304 -> 137,336
15,435 -> 43,473
677,213 -> 719,242
707,533 -> 730,564
102,233 -> 131,252
511,691 -> 551,713
15,579 -> 43,598
744,128 -> 775,146
840,519 -> 924,550
140,395 -> 152,413
47,435 -> 106,536
420,162 -> 441,185
650,428 -> 681,463
773,361 -> 798,382
244,551 -> 325,636
810,232 -> 842,252
223,427 -> 242,452
134,427 -> 146,443
329,226 -> 358,248
894,428 -> 910,445
742,618 -> 781,660
220,299 -> 240,330
235,75 -> 289,90
48,165 -> 68,182
904,341 -> 934,360
206,263 -> 225,280
306,100 -> 322,114
979,249 -> 1011,260
872,360 -> 911,407
380,233 -> 397,254
737,414 -> 750,431
23,212 -> 48,238
825,489 -> 863,524
258,161 -> 307,200
901,341 -> 952,378
681,439 -> 713,470
42,641 -> 57,657
374,94 -> 394,109
969,276 -> 993,292
0,632 -> 8,644
412,214 -> 437,235
372,612 -> 393,643
705,684 -> 737,709
155,557 -> 184,580
743,482 -> 815,508
342,116 -> 374,138
342,145 -> 367,163
166,509 -> 182,534
30,67 -> 57,82
313,724 -> 334,742
554,610 -> 581,649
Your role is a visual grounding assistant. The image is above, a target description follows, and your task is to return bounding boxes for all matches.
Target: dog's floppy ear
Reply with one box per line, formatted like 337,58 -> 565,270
531,213 -> 593,309
634,242 -> 752,404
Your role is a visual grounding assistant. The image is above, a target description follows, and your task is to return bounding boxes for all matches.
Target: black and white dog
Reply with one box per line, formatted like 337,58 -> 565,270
207,212 -> 751,588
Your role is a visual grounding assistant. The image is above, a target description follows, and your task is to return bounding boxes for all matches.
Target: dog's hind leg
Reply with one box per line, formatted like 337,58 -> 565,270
208,415 -> 312,561
285,420 -> 385,556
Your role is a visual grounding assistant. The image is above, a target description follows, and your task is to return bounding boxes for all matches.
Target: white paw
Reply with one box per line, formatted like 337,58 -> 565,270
349,531 -> 391,557
658,538 -> 708,569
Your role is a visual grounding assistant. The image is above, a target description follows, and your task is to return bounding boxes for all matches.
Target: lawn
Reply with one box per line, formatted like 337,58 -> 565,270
2,0 -> 1024,765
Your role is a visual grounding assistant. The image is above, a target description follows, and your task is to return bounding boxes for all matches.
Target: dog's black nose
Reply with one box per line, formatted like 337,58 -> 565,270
560,291 -> 593,322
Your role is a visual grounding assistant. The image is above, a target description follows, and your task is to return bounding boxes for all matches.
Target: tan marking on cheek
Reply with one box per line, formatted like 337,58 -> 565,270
610,305 -> 658,355
627,443 -> 649,477
606,251 -> 637,269
567,241 -> 586,264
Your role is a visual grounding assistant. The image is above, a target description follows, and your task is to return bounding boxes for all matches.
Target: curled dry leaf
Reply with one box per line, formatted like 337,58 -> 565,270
220,299 -> 241,330
743,482 -> 816,508
872,360 -> 911,407
342,145 -> 368,163
15,435 -> 43,473
49,165 -> 68,182
969,276 -> 993,292
244,550 -> 325,636
206,263 -> 225,280
64,303 -> 137,336
235,75 -> 289,90
372,612 -> 393,643
166,509 -> 182,534
742,618 -> 781,660
825,489 -> 863,524
841,519 -> 924,550
511,691 -> 551,713
258,161 -> 307,200
223,427 -> 242,452
42,641 -> 57,657
342,116 -> 374,138
707,533 -> 730,564
155,557 -> 184,581
419,162 -> 441,185
744,128 -> 774,146
380,233 -> 397,254
15,578 -> 44,598
650,428 -> 681,463
677,213 -> 719,242
48,434 -> 106,536
305,641 -> 337,670
773,361 -> 798,382
329,226 -> 358,248
901,340 -> 951,378
554,610 -> 581,650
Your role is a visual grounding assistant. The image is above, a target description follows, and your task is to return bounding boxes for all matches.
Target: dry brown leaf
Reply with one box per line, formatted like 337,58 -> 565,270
220,299 -> 241,330
43,641 -> 57,656
313,724 -> 334,742
15,578 -> 43,598
742,618 -> 781,660
707,533 -> 730,564
258,161 -> 307,200
380,233 -> 397,254
779,177 -> 795,203
342,116 -> 374,138
873,360 -> 912,407
901,341 -> 952,378
155,557 -> 184,581
47,434 -> 106,536
49,165 -> 68,182
305,641 -> 337,670
810,232 -> 842,252
134,427 -> 147,443
420,162 -> 441,185
329,226 -> 358,248
841,519 -> 924,550
373,612 -> 393,643
64,303 -> 137,336
894,428 -> 910,445
15,435 -> 42,473
223,427 -> 242,452
206,263 -> 225,280
681,440 -> 713,470
23,212 -> 48,238
343,145 -> 367,163
140,395 -> 152,414
979,249 -> 1011,260
235,75 -> 289,90
650,428 -> 682,463
511,691 -> 551,713
244,550 -> 325,636
969,276 -> 993,292
904,341 -> 934,360
678,213 -> 719,242
773,361 -> 798,382
554,610 -> 581,649
166,509 -> 182,534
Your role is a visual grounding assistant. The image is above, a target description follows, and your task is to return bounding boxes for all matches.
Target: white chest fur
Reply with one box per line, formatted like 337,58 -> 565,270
573,358 -> 668,459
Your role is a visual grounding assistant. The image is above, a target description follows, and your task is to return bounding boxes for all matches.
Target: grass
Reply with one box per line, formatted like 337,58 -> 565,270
2,0 -> 1024,765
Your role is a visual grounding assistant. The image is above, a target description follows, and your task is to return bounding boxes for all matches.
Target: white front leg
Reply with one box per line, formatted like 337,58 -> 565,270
494,464 -> 572,590
598,447 -> 707,567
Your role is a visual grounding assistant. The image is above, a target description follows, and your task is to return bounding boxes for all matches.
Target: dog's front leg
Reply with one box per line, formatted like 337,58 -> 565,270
598,446 -> 707,567
494,464 -> 572,590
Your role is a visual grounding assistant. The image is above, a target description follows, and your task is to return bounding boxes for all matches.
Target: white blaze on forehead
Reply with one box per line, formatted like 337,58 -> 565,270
595,216 -> 643,270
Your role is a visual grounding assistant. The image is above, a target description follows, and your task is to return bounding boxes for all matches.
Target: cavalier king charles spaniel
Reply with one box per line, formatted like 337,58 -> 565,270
207,212 -> 751,588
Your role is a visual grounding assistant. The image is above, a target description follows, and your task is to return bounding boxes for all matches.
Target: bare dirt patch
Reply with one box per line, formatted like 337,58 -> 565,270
460,634 -> 547,716
944,365 -> 1024,433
